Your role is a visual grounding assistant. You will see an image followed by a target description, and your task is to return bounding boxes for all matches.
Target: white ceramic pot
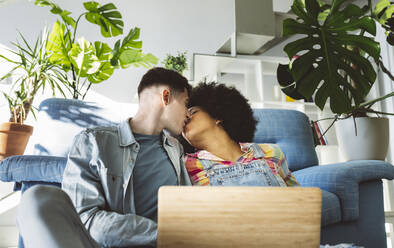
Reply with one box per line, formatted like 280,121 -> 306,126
335,117 -> 389,161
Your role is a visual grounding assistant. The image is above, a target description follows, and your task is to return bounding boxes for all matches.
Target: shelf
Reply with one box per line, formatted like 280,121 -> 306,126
190,53 -> 290,83
251,100 -> 331,110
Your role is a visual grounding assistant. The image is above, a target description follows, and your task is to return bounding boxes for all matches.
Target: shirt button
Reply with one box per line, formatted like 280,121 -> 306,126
123,183 -> 126,188
130,158 -> 134,163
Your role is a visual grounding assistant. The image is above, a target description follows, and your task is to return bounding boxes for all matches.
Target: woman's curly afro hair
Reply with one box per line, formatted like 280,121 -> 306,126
188,82 -> 257,143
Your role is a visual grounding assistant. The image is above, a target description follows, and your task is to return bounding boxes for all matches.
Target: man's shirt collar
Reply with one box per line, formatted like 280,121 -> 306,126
118,118 -> 177,147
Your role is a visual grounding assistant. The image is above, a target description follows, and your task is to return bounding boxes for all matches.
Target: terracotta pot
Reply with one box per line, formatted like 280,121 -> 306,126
0,122 -> 34,161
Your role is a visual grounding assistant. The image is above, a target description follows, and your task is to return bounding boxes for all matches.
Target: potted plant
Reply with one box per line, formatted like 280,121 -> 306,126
0,0 -> 160,160
35,0 -> 159,99
276,0 -> 394,161
0,31 -> 69,160
162,51 -> 188,75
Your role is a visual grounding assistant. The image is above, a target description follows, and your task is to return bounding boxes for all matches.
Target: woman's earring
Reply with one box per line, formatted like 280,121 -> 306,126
216,120 -> 221,126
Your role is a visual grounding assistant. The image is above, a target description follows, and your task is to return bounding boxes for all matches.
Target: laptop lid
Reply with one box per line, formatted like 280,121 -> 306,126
157,186 -> 321,248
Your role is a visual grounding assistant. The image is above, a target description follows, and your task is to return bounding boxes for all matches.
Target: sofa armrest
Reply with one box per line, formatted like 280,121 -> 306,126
293,160 -> 394,222
0,155 -> 67,183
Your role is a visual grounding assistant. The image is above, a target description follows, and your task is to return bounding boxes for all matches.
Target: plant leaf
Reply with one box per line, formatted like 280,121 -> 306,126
35,0 -> 76,28
84,1 -> 123,37
279,0 -> 380,114
111,27 -> 149,68
69,37 -> 101,77
119,50 -> 158,69
374,0 -> 394,24
47,20 -> 73,71
121,27 -> 142,49
87,41 -> 114,83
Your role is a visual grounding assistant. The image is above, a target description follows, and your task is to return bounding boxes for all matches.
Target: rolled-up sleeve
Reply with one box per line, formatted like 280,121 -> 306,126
62,131 -> 157,247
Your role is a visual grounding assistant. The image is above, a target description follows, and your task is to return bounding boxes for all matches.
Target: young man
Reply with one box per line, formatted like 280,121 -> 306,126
17,67 -> 192,248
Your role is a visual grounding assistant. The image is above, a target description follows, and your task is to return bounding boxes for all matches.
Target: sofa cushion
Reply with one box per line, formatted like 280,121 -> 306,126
0,155 -> 66,183
252,109 -> 318,171
31,98 -> 118,157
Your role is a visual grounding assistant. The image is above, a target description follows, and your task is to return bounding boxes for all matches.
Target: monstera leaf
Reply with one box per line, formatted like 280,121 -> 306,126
35,0 -> 76,28
69,37 -> 100,77
111,27 -> 141,65
374,0 -> 394,45
110,27 -> 158,68
277,62 -> 314,100
84,1 -> 123,37
374,0 -> 394,24
47,20 -> 73,71
88,41 -> 114,83
119,50 -> 158,69
282,0 -> 381,114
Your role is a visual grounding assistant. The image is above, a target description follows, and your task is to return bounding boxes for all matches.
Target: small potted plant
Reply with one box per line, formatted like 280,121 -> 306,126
277,0 -> 394,161
162,51 -> 188,75
0,31 -> 69,160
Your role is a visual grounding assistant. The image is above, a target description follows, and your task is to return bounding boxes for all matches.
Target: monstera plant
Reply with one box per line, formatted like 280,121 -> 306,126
277,0 -> 394,160
277,0 -> 394,116
35,0 -> 158,99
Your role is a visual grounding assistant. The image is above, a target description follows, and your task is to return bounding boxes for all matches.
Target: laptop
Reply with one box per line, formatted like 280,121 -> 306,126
157,186 -> 321,248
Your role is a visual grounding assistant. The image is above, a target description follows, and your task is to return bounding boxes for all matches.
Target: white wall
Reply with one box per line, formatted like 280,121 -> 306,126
0,0 -> 294,123
0,0 -> 235,103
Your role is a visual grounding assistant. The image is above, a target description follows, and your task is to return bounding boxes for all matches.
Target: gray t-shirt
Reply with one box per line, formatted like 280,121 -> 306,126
132,132 -> 178,222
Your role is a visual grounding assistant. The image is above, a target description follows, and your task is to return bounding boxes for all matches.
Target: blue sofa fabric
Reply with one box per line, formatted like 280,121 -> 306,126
294,160 -> 394,222
321,190 -> 341,226
0,155 -> 66,183
253,109 -> 319,171
321,180 -> 387,247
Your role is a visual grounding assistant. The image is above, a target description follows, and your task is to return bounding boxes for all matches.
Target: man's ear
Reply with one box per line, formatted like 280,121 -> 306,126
161,88 -> 171,106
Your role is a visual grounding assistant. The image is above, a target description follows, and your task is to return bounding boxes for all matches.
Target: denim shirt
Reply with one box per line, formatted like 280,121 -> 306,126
62,119 -> 192,247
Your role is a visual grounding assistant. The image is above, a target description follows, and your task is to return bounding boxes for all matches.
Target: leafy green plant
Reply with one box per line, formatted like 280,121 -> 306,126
162,51 -> 188,74
375,0 -> 394,45
0,31 -> 69,124
277,0 -> 394,117
35,0 -> 158,99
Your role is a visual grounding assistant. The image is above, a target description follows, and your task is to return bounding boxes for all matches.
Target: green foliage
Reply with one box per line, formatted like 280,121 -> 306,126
88,42 -> 114,83
36,0 -> 158,99
277,0 -> 394,116
83,2 -> 124,38
162,51 -> 188,74
374,0 -> 394,45
0,31 -> 69,123
69,38 -> 101,77
46,20 -> 72,70
35,0 -> 76,28
111,27 -> 158,69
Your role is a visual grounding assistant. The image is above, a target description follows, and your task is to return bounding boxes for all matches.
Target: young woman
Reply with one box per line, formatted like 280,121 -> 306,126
181,82 -> 299,187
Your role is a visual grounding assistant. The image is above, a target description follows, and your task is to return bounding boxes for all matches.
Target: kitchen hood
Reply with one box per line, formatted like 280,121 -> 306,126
216,0 -> 295,55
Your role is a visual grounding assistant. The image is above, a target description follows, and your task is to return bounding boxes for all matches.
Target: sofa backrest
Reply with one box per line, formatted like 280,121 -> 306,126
31,98 -> 119,157
29,99 -> 319,171
252,109 -> 318,171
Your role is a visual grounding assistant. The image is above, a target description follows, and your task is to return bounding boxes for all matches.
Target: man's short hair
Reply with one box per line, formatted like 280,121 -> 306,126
138,67 -> 192,97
